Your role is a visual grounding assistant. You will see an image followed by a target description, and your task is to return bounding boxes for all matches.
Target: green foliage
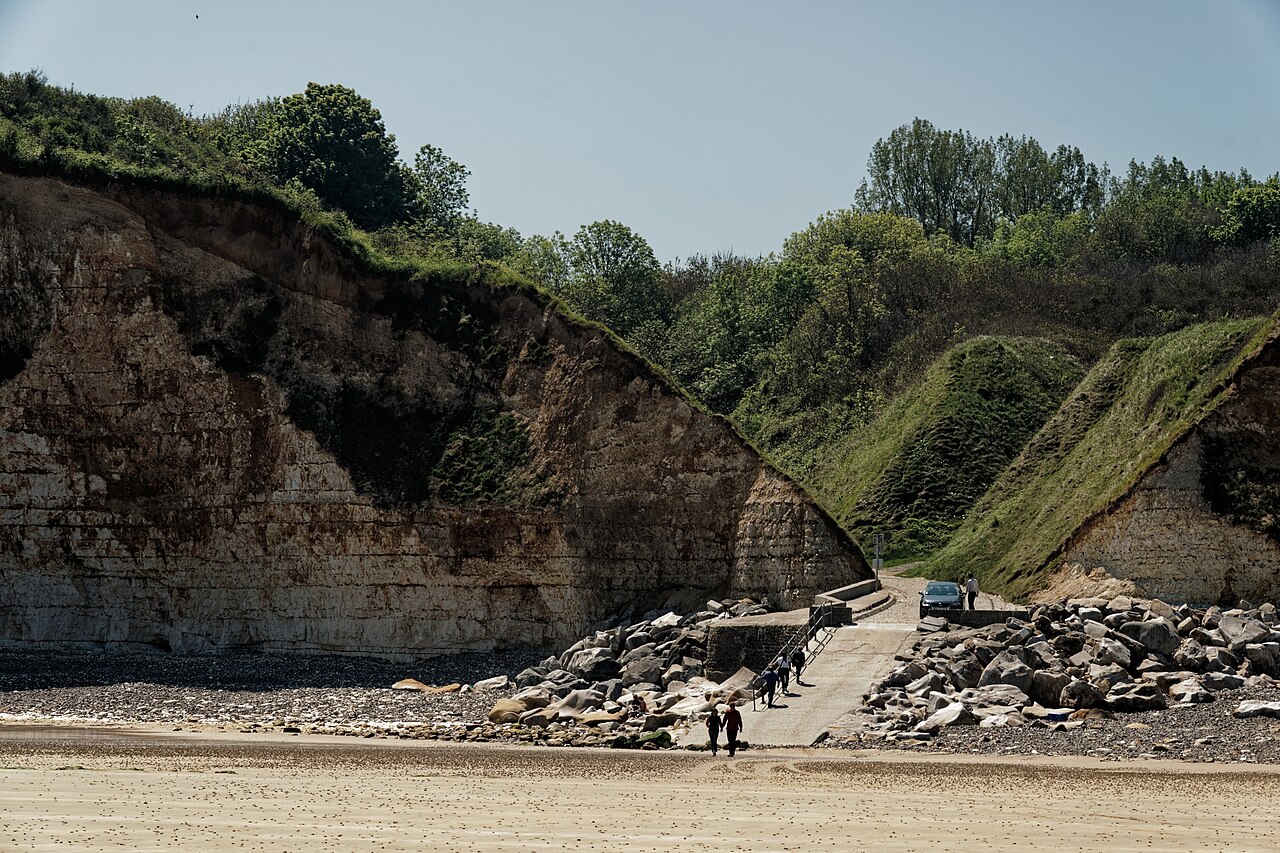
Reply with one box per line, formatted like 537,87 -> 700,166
242,82 -> 411,229
921,318 -> 1269,598
408,143 -> 471,234
432,410 -> 553,506
1213,181 -> 1280,246
812,337 -> 1083,560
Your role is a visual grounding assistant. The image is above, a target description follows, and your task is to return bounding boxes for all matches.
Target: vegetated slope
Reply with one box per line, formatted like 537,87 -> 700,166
811,336 -> 1083,558
922,317 -> 1273,599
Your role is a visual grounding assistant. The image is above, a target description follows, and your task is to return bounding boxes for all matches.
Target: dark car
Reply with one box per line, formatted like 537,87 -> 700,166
919,581 -> 963,617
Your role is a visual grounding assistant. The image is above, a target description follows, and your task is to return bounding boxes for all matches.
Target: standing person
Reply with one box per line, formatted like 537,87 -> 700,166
775,653 -> 791,693
966,574 -> 979,610
723,702 -> 743,757
760,666 -> 779,708
705,705 -> 722,756
789,648 -> 805,684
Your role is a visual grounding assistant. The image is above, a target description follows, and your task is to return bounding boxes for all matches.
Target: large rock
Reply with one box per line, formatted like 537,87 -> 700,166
1218,616 -> 1271,651
621,657 -> 665,687
488,698 -> 527,724
567,648 -> 621,682
1243,643 -> 1280,677
1095,637 -> 1132,669
1168,679 -> 1213,704
1059,678 -> 1104,709
1105,682 -> 1167,712
1118,619 -> 1180,656
915,702 -> 977,733
1233,701 -> 1280,718
977,651 -> 1033,694
1030,670 -> 1072,708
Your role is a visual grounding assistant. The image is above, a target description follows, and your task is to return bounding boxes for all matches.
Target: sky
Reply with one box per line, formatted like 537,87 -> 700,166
2,0 -> 1279,262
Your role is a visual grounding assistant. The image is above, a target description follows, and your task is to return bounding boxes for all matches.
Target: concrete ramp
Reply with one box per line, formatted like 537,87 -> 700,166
743,623 -> 916,747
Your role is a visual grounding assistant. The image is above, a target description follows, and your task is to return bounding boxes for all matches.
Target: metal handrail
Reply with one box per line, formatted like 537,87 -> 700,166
750,604 -> 841,712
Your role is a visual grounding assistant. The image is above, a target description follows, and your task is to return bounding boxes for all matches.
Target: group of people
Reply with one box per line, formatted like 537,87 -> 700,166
704,645 -> 808,755
703,701 -> 743,756
756,647 -> 805,708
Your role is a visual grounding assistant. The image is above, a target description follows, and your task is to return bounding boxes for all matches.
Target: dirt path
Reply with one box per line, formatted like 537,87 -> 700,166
0,727 -> 1276,852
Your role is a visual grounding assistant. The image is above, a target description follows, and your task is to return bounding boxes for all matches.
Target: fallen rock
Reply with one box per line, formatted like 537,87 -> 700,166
914,702 -> 977,733
1106,682 -> 1166,712
1233,701 -> 1280,719
472,675 -> 510,691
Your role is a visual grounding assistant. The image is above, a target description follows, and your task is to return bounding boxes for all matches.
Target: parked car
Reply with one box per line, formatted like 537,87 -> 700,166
919,581 -> 963,617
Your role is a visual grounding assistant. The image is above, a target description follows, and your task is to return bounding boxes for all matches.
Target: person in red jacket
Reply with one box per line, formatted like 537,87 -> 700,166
722,702 -> 743,757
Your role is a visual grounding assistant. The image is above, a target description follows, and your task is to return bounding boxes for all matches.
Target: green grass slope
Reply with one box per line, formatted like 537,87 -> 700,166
921,316 -> 1274,598
811,336 -> 1083,559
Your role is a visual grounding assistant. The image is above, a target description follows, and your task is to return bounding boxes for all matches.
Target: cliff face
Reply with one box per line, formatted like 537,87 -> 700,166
0,173 -> 866,656
1061,340 -> 1280,604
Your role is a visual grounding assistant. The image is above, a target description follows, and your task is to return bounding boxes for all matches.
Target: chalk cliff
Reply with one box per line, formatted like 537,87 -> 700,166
0,173 -> 867,656
1061,341 -> 1280,604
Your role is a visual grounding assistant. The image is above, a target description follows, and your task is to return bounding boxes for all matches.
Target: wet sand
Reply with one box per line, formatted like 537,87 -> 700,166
1,726 -> 1277,851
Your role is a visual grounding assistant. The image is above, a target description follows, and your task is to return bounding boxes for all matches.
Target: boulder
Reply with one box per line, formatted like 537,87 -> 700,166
914,702 -> 977,733
567,647 -> 621,682
1243,643 -> 1280,677
488,698 -> 527,724
578,710 -> 628,727
1106,681 -> 1167,712
1168,679 -> 1213,704
1052,632 -> 1088,657
1174,638 -> 1208,672
905,672 -> 945,697
472,675 -> 511,691
1218,616 -> 1271,651
884,662 -> 929,687
945,657 -> 984,690
1118,619 -> 1180,656
391,678 -> 431,691
1202,671 -> 1246,691
958,684 -> 1030,709
1202,647 -> 1241,674
621,657 -> 665,687
1233,701 -> 1280,719
515,666 -> 549,688
1095,637 -> 1132,669
977,651 -> 1033,694
1146,599 -> 1176,621
519,707 -> 555,727
1059,678 -> 1104,709
511,687 -> 554,707
1030,669 -> 1072,708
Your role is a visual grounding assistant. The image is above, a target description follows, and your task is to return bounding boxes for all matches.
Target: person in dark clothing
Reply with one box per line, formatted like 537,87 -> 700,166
789,648 -> 806,684
760,666 -> 779,708
966,574 -> 979,610
722,702 -> 743,756
775,654 -> 791,693
706,706 -> 722,756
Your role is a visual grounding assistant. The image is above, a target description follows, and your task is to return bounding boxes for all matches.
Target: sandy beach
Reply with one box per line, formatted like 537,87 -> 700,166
1,725 -> 1278,852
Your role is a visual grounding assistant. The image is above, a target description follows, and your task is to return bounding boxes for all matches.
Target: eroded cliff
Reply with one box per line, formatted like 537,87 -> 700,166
0,173 -> 867,656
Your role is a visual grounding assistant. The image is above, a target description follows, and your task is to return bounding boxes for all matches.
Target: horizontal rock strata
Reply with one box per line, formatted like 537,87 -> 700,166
0,173 -> 866,657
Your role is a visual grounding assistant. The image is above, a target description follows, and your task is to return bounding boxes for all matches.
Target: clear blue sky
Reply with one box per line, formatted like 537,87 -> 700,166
3,1 -> 1279,261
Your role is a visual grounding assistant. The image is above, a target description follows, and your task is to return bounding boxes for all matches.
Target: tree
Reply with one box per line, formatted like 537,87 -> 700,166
408,143 -> 471,234
856,118 -> 997,246
560,220 -> 664,337
1213,182 -> 1280,246
246,82 -> 410,229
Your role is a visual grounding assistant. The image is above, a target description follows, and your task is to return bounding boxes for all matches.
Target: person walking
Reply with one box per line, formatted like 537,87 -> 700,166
789,648 -> 805,684
966,574 -> 979,610
775,653 -> 791,693
723,702 -> 743,756
706,705 -> 722,756
759,666 -> 779,708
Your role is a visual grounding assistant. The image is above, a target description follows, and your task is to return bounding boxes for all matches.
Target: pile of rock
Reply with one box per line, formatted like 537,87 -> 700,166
855,596 -> 1280,742
483,599 -> 768,747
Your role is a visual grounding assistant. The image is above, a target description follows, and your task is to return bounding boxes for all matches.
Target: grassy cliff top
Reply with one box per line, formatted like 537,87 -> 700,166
811,335 -> 1083,559
919,316 -> 1275,598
